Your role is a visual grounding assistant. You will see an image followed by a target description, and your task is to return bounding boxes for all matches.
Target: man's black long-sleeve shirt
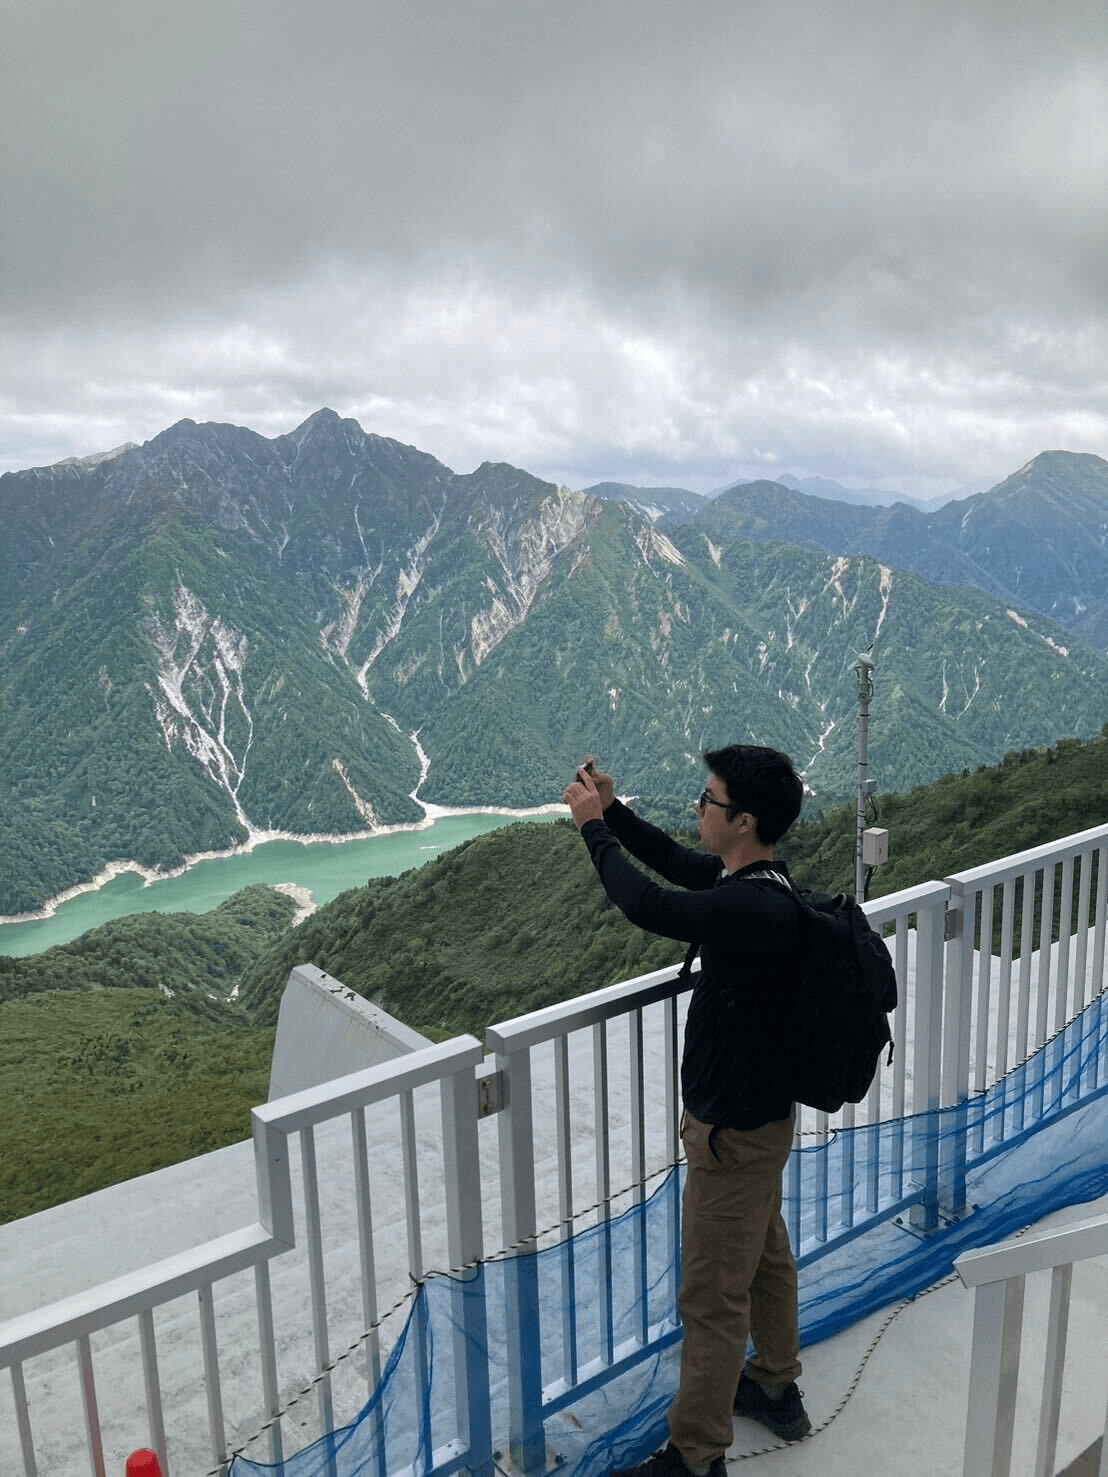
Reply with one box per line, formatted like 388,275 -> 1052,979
580,799 -> 801,1129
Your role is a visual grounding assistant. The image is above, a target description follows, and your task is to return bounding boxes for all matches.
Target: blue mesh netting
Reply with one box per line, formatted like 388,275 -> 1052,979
231,985 -> 1108,1477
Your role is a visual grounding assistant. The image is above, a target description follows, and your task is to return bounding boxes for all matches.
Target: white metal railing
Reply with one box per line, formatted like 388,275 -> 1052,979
2,1223 -> 283,1477
955,1210 -> 1108,1477
1,1033 -> 490,1477
2,823 -> 1107,1477
942,823 -> 1108,1221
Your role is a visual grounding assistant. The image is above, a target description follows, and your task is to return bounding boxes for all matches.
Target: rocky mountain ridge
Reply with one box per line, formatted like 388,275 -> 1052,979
2,412 -> 1106,915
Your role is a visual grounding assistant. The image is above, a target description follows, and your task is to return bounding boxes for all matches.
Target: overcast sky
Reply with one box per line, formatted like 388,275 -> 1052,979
2,0 -> 1105,497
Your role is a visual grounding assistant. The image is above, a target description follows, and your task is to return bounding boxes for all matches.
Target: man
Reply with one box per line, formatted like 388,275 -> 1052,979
562,745 -> 811,1477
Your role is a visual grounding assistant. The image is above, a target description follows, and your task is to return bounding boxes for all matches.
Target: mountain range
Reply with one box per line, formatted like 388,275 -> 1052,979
688,453 -> 1108,648
2,411 -> 1106,915
584,472 -> 992,521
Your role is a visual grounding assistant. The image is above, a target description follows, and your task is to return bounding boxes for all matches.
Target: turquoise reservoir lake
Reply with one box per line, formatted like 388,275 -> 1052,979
0,812 -> 558,958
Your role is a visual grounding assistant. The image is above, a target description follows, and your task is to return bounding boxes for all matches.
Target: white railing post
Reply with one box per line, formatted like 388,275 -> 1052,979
1057,856 -> 1076,1033
1095,843 -> 1108,1091
628,1008 -> 650,1346
1035,1262 -> 1073,1477
553,1035 -> 579,1390
956,1207 -> 1108,1477
9,1363 -> 37,1477
909,884 -> 946,1231
198,1282 -> 229,1476
254,1260 -> 283,1467
493,1040 -> 547,1476
942,876 -> 973,1220
137,1307 -> 168,1476
251,1110 -> 295,1248
299,1125 -> 335,1447
961,1274 -> 1024,1477
76,1333 -> 106,1477
593,1021 -> 615,1364
663,988 -> 684,1335
440,1060 -> 494,1477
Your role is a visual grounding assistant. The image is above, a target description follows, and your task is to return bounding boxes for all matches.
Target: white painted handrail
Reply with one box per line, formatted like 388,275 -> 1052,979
0,1226 -> 283,1369
956,1211 -> 1108,1477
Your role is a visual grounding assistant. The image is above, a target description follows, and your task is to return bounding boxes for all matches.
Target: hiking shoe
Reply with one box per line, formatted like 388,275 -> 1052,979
733,1374 -> 811,1442
612,1442 -> 726,1477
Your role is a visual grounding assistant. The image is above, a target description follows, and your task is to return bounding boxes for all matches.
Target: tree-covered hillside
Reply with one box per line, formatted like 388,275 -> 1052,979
0,885 -> 296,1024
236,821 -> 690,1037
0,885 -> 294,1222
781,730 -> 1108,896
0,990 -> 274,1224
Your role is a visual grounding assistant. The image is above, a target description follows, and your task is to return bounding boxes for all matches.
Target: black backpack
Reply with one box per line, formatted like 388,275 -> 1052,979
776,881 -> 898,1113
679,871 -> 898,1114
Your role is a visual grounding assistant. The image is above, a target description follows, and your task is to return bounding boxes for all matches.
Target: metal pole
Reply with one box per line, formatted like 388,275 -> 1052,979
855,655 -> 875,898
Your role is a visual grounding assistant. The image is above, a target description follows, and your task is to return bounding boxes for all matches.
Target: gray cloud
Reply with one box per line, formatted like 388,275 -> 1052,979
2,0 -> 1105,493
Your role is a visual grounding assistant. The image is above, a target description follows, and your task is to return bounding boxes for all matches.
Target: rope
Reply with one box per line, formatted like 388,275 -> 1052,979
215,1252 -> 966,1475
725,1219 -> 1041,1462
724,1273 -> 958,1463
208,1159 -> 684,1473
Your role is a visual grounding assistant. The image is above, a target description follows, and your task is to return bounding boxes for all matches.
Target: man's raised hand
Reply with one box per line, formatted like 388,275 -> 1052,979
563,764 -> 605,830
581,756 -> 615,810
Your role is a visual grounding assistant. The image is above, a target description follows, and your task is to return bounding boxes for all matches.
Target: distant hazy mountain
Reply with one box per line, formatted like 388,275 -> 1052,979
695,452 -> 1108,647
3,413 -> 1106,913
944,476 -> 998,503
719,471 -> 1000,511
776,474 -> 933,511
582,480 -> 706,523
928,453 -> 1108,640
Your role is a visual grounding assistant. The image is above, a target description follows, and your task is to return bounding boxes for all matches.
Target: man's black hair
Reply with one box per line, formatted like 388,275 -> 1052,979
703,744 -> 803,845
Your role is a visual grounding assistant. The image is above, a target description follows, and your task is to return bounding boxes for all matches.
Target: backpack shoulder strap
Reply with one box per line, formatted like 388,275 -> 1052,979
741,866 -> 791,890
677,938 -> 700,984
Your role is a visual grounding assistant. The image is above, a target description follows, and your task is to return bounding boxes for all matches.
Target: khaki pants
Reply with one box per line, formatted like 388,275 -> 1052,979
667,1111 -> 801,1467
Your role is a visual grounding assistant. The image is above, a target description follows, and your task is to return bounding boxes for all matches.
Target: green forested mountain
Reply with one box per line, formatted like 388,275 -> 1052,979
3,413 -> 1106,915
0,884 -> 294,1222
3,730 -> 1107,1223
782,731 -> 1108,898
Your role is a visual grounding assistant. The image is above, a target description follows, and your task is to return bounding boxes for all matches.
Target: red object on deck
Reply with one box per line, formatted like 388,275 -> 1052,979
124,1451 -> 164,1477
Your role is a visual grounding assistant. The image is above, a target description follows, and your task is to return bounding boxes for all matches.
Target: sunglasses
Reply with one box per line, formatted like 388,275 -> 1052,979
697,789 -> 730,811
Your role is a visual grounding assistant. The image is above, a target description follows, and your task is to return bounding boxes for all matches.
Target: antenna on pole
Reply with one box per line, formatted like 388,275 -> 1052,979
854,650 -> 875,899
